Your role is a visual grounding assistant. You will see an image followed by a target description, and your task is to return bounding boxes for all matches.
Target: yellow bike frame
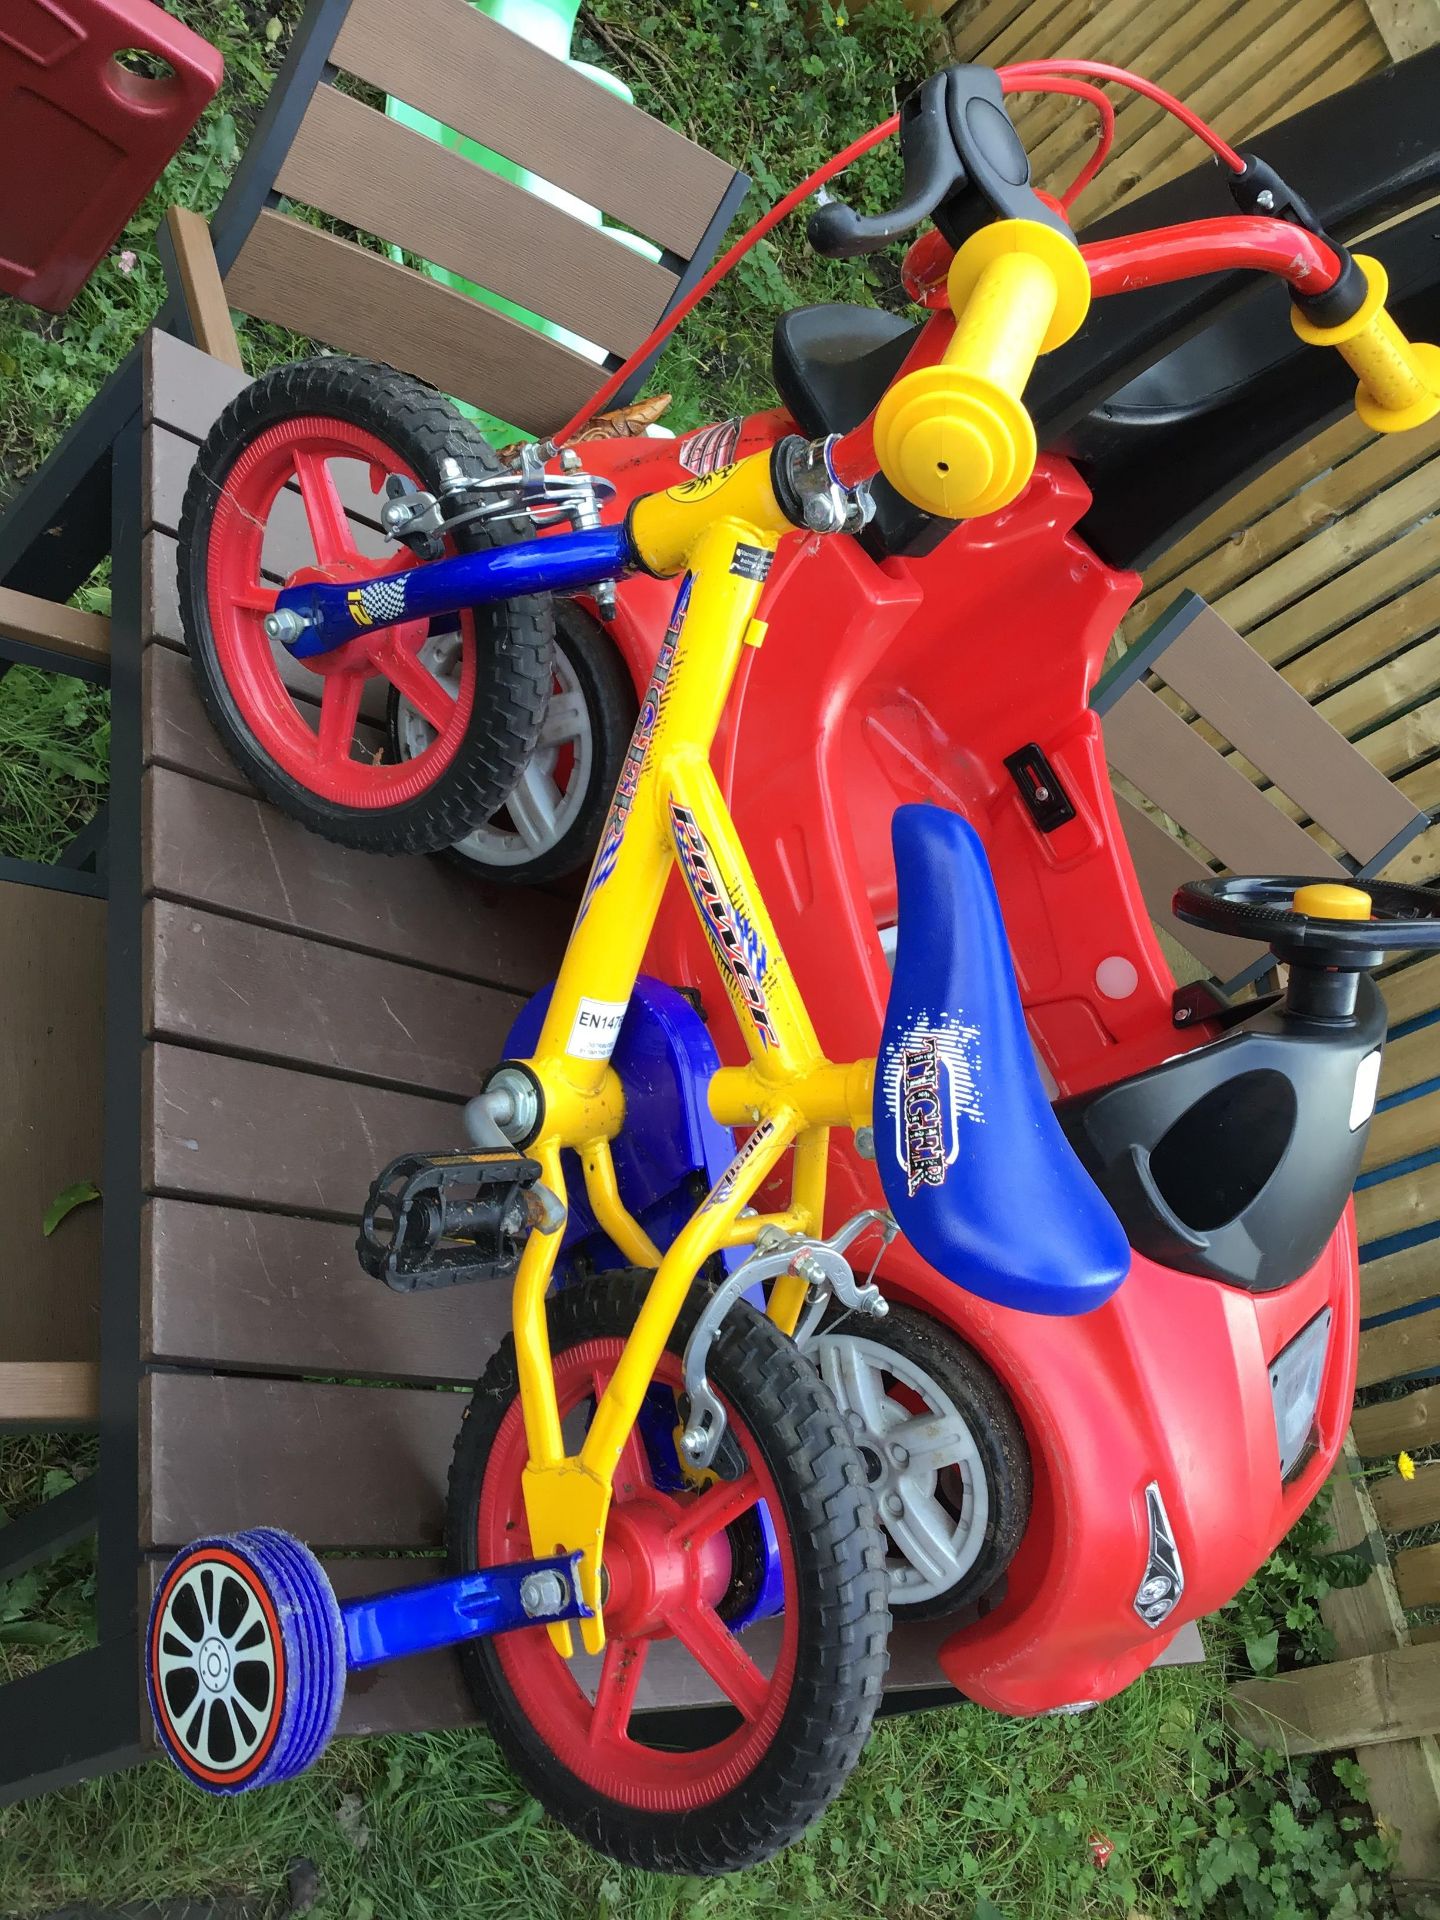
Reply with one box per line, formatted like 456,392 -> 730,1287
505,454 -> 875,1654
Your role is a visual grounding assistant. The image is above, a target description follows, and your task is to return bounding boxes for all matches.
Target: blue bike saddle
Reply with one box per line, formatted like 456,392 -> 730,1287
875,805 -> 1131,1315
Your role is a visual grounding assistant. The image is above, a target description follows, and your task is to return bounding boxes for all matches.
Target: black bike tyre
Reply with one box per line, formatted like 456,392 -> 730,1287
178,356 -> 551,855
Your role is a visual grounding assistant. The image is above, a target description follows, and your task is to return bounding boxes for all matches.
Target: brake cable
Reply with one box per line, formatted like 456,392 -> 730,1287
550,113 -> 899,445
552,62 -> 1248,446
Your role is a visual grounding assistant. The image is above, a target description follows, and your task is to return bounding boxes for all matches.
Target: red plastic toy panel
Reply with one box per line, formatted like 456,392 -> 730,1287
0,0 -> 222,311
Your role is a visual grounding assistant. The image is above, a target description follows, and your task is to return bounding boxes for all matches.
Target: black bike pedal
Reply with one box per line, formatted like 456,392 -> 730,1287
357,1148 -> 548,1293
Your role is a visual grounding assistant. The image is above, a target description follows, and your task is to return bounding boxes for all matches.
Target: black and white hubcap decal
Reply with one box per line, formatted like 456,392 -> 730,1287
156,1560 -> 277,1771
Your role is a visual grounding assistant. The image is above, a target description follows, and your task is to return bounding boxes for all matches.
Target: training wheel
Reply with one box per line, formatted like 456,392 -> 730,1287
147,1528 -> 345,1794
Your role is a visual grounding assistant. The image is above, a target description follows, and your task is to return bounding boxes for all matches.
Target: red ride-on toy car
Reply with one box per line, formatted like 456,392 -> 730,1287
380,57 -> 1440,1710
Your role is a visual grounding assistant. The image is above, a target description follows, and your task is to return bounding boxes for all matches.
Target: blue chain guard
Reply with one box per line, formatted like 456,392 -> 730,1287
504,975 -> 744,1280
503,978 -> 779,1627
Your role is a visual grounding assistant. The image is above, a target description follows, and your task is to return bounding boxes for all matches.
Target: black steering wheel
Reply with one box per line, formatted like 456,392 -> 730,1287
1175,874 -> 1440,973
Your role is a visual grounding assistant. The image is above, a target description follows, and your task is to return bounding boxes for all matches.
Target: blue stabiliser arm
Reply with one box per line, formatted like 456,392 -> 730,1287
340,1553 -> 589,1669
272,524 -> 634,659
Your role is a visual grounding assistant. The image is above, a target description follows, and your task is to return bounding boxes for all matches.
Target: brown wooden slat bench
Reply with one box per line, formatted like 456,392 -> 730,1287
1094,592 -> 1430,991
1,328 -> 1219,1805
0,0 -> 747,1798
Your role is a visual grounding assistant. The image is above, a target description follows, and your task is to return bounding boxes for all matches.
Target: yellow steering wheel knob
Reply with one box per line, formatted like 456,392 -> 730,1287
1292,882 -> 1372,921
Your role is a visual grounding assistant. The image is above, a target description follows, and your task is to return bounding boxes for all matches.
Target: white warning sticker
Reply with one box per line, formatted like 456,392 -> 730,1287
567,996 -> 629,1061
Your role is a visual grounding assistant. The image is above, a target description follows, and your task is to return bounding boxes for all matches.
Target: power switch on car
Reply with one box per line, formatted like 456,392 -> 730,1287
1005,743 -> 1076,832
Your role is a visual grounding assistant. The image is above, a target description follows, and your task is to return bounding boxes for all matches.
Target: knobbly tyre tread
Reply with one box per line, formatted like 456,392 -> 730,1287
447,1269 -> 892,1874
177,356 -> 553,855
816,1300 -> 1032,1620
389,599 -> 638,885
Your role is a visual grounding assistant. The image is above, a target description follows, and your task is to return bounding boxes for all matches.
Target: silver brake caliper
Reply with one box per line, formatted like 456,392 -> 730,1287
679,1210 -> 896,1470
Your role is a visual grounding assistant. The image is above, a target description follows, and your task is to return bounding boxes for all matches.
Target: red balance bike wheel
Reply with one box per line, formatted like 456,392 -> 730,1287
447,1270 -> 891,1874
178,358 -> 551,854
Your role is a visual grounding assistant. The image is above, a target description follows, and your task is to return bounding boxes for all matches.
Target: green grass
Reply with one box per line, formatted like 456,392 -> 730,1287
0,1654 -> 1344,1920
0,666 -> 109,862
0,2 -> 1416,1915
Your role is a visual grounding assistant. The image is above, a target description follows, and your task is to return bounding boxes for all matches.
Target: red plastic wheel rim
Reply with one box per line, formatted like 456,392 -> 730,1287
479,1339 -> 800,1810
206,415 -> 478,809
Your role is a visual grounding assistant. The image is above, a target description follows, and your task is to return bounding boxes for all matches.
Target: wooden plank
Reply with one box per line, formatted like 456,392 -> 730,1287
1113,794 -> 1269,975
0,885 -> 105,1365
1318,1442 -> 1440,1882
141,532 -> 388,731
163,207 -> 242,372
143,420 -> 392,577
1030,0 -> 1299,198
1155,605 -> 1421,861
1245,518 -> 1439,670
142,765 -> 569,988
141,1198 -> 505,1383
226,213 -> 601,439
143,641 -> 255,795
1399,760 -> 1440,820
1397,1545 -> 1440,1610
1314,630 -> 1440,739
143,1043 -> 464,1218
1360,0 -> 1440,59
143,327 -> 248,445
1354,695 -> 1440,786
0,583 -> 110,668
1141,415 -> 1373,596
330,0 -> 736,259
1086,2 -> 1357,219
1353,1384 -> 1440,1457
1277,581 -> 1440,717
1355,1162 -> 1440,1246
1148,420 -> 1440,630
1105,683 -> 1347,877
1391,821 -> 1440,887
947,0 -> 1040,62
144,898 -> 525,1098
1101,31 -> 1383,222
1364,1086 -> 1440,1176
143,530 -> 184,647
1380,1024 -> 1440,1099
1357,1305 -> 1440,1390
1013,0 -> 1218,167
1209,454 -> 1440,639
1228,1640 -> 1440,1754
1361,1240 -> 1440,1321
1323,1445 -> 1408,1645
141,1373 -> 464,1549
1383,957 -> 1440,1028
0,1363 -> 99,1425
1373,1461 -> 1440,1532
280,86 -> 676,356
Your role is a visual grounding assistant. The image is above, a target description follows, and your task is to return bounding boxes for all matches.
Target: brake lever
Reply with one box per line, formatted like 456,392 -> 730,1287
807,73 -> 957,259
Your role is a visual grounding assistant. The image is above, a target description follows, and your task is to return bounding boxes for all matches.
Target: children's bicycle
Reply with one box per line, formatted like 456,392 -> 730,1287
157,60 -> 1440,1873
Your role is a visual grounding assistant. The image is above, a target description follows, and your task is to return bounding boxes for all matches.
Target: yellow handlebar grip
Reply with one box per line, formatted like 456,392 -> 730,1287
1292,255 -> 1440,433
874,219 -> 1091,519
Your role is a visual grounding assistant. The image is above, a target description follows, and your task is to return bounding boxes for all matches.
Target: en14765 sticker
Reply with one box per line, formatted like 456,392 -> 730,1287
566,996 -> 629,1061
